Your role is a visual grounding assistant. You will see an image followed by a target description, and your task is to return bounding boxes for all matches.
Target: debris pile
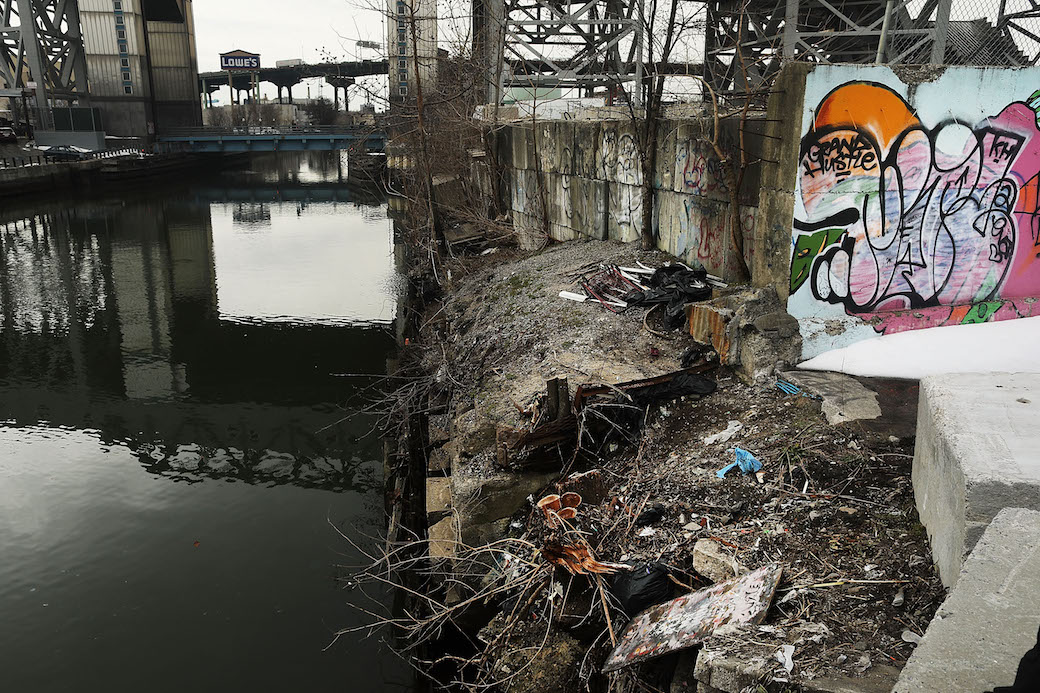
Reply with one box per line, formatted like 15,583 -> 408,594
351,240 -> 945,693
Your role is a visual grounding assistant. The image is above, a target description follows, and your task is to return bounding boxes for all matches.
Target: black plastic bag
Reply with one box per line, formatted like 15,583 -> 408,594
610,562 -> 675,618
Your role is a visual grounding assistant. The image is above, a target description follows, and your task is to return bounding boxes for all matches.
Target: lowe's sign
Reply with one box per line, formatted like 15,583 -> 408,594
220,50 -> 261,70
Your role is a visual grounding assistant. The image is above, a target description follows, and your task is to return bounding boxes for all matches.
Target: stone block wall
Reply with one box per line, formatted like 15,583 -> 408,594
494,114 -> 762,281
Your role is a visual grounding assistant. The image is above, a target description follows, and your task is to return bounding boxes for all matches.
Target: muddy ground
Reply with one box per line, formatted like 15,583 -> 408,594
418,239 -> 944,691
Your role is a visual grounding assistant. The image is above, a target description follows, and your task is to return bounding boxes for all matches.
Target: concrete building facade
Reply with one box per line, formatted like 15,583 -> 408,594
80,0 -> 201,141
387,0 -> 437,102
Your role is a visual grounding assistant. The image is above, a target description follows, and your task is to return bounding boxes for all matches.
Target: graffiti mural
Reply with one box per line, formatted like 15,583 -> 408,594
789,73 -> 1040,355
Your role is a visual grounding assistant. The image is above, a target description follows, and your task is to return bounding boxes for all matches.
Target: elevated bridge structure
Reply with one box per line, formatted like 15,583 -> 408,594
158,126 -> 386,153
198,60 -> 389,106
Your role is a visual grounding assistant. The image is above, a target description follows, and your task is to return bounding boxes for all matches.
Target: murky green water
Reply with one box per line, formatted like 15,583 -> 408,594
0,153 -> 414,691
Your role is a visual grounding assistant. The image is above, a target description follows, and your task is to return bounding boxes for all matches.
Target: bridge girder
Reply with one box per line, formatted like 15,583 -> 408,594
0,0 -> 89,117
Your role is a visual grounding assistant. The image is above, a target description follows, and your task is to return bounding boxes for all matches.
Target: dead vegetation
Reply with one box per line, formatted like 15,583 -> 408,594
343,238 -> 944,692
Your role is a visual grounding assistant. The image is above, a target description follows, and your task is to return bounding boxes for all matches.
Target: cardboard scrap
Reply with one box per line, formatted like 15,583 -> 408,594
601,563 -> 783,672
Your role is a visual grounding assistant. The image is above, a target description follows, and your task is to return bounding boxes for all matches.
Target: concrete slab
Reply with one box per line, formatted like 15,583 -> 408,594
781,370 -> 882,425
427,515 -> 457,560
426,478 -> 451,516
894,508 -> 1040,692
912,373 -> 1040,587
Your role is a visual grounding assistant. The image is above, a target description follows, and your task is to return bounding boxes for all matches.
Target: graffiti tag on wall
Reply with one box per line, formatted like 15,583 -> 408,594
790,81 -> 1040,338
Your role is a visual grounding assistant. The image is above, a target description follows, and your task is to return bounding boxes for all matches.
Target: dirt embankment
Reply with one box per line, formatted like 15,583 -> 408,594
411,239 -> 943,692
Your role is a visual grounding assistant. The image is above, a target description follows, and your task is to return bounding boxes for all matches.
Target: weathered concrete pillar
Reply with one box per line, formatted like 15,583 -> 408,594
752,62 -> 810,297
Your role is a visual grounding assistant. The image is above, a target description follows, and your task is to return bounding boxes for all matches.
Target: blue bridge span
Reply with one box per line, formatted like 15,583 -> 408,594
158,126 -> 385,153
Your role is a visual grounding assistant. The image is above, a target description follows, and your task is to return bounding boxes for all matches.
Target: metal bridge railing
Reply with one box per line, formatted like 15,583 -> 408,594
0,148 -> 143,170
160,125 -> 379,138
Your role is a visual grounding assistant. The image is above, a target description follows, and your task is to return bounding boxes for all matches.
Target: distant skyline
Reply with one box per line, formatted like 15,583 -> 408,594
193,0 -> 387,104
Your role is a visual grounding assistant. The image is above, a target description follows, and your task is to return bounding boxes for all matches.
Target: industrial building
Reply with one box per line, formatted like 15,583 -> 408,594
79,0 -> 202,142
387,0 -> 437,101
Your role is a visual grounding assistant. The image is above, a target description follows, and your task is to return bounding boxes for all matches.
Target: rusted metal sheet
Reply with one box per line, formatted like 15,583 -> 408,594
601,563 -> 783,673
686,303 -> 733,363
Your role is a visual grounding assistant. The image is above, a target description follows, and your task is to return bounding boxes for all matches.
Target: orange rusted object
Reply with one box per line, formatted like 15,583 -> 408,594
541,542 -> 625,575
686,303 -> 733,363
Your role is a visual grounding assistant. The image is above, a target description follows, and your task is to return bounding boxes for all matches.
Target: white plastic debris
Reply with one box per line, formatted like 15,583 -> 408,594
775,644 -> 795,673
703,420 -> 743,445
901,630 -> 922,645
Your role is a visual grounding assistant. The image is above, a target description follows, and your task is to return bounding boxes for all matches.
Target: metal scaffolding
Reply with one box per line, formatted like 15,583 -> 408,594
0,0 -> 89,121
703,0 -> 1040,100
499,0 -> 645,101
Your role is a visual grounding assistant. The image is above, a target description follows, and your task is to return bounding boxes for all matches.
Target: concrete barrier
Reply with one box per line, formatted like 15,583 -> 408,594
912,372 -> 1040,588
894,507 -> 1040,692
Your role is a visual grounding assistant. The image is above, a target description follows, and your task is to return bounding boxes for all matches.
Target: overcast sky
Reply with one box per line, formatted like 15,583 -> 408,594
194,0 -> 386,71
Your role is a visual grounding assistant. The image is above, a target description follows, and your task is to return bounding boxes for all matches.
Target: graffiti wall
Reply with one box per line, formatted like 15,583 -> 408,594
789,65 -> 1040,357
498,117 -> 760,280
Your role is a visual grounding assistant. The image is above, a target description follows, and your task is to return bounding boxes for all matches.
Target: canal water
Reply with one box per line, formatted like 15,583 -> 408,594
0,153 -> 414,691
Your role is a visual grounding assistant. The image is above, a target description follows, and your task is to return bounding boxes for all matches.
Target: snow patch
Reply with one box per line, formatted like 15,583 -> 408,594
798,316 -> 1040,379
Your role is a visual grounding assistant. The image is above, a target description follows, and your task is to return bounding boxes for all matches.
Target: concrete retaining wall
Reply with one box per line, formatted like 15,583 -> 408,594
777,64 -> 1040,359
494,115 -> 762,281
912,372 -> 1040,588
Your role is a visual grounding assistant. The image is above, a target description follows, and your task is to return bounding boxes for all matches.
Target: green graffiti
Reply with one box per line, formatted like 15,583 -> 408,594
1029,90 -> 1040,125
960,300 -> 1003,324
790,228 -> 845,293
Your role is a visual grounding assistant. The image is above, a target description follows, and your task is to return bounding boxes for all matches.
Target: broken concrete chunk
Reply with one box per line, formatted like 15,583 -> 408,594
752,311 -> 800,339
692,538 -> 748,583
781,370 -> 882,426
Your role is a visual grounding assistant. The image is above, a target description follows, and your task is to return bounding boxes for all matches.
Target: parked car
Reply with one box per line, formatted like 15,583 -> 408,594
33,144 -> 91,161
0,127 -> 17,143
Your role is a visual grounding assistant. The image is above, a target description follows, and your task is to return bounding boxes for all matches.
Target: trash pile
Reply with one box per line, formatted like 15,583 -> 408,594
561,262 -> 725,329
393,240 -> 945,692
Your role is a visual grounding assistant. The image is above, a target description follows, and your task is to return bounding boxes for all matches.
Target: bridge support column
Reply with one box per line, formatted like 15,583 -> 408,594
277,85 -> 283,104
334,87 -> 340,111
287,85 -> 293,104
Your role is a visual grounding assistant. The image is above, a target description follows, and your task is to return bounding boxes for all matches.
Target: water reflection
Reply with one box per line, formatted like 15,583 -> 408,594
0,153 -> 410,692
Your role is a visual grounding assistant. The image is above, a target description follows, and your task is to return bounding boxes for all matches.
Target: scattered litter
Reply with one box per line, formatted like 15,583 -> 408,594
776,378 -> 822,400
559,290 -> 589,303
775,644 -> 795,673
838,506 -> 857,515
901,630 -> 922,645
480,247 -> 499,256
703,420 -> 743,445
716,448 -> 763,478
579,265 -> 644,312
863,563 -> 882,580
602,563 -> 783,672
634,504 -> 665,527
892,588 -> 905,607
609,562 -> 674,618
637,527 -> 657,538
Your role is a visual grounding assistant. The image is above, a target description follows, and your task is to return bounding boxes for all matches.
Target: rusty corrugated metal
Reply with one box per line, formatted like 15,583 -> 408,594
686,303 -> 733,363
